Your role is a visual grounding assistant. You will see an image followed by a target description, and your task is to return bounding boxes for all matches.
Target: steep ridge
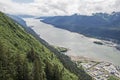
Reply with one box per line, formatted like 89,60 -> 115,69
7,14 -> 27,27
0,12 -> 92,80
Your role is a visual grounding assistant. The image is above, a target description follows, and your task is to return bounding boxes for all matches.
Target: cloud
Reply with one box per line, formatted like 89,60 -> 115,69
0,0 -> 120,16
12,0 -> 34,3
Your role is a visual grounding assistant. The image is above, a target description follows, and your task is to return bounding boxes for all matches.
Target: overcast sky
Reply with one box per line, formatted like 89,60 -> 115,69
0,0 -> 120,16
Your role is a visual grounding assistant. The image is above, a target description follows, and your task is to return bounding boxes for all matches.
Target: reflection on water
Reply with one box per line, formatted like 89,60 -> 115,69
24,18 -> 120,66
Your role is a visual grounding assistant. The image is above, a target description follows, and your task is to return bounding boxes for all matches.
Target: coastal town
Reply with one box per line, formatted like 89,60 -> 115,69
70,56 -> 120,80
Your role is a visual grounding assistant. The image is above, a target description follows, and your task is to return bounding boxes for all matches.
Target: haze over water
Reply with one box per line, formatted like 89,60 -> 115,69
24,18 -> 120,66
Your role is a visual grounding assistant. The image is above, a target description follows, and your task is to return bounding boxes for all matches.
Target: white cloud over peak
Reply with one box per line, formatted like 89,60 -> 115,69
0,0 -> 120,16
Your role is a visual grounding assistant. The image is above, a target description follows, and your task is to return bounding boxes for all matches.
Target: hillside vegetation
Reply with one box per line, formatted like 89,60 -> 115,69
0,12 -> 92,80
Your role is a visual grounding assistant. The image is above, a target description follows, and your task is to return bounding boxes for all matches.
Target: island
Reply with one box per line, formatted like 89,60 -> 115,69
53,46 -> 68,53
93,41 -> 103,45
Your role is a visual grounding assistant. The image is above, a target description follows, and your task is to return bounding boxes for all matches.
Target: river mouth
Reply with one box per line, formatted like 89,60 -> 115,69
24,18 -> 120,66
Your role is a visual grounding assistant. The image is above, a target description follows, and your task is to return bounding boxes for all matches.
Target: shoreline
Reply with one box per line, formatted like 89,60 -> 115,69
67,55 -> 120,67
68,55 -> 120,80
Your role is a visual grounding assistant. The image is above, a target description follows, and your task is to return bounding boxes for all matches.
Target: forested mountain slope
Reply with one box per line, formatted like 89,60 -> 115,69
0,12 -> 92,80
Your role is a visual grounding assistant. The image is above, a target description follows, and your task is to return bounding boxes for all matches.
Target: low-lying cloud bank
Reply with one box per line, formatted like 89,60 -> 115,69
0,0 -> 120,16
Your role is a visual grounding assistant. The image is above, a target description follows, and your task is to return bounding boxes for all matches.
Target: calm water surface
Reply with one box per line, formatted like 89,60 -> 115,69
24,18 -> 120,66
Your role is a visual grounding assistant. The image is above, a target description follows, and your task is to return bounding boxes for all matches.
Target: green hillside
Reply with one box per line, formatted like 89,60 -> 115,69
0,12 -> 92,80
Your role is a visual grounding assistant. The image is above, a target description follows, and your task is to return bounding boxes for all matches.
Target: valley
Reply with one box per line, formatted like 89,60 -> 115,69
1,0 -> 120,80
24,18 -> 120,66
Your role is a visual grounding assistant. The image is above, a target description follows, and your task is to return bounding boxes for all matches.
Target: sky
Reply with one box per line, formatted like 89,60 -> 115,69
0,0 -> 120,16
12,0 -> 34,3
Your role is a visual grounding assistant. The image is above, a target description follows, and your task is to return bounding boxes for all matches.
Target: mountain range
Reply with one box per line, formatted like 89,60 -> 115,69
41,12 -> 120,44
